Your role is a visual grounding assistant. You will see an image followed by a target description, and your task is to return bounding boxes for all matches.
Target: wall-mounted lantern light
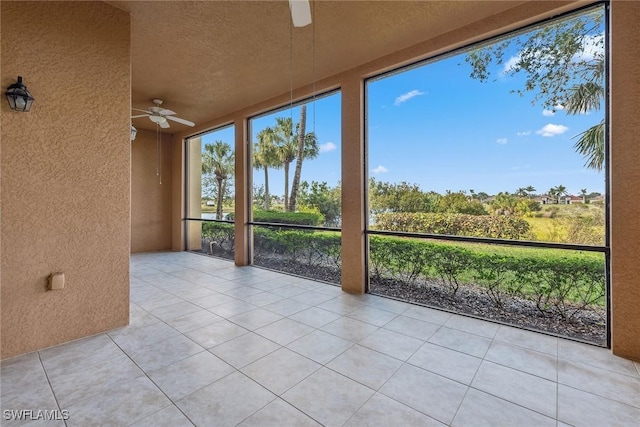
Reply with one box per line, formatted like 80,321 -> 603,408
130,124 -> 137,141
5,76 -> 34,112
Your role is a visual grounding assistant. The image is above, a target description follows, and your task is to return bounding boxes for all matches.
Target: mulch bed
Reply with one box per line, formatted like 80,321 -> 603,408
224,252 -> 606,346
369,278 -> 606,346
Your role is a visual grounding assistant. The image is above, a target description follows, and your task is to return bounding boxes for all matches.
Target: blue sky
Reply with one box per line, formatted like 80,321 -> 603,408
366,51 -> 605,196
202,12 -> 605,199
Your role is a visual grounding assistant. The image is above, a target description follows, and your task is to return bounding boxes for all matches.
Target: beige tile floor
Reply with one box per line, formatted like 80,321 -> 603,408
2,251 -> 640,426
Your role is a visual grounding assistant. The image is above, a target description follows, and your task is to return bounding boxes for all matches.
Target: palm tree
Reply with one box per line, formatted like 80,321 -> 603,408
524,186 -> 536,198
272,117 -> 297,211
553,184 -> 568,204
548,187 -> 558,204
580,188 -> 588,203
253,128 -> 279,210
289,105 -> 319,212
202,141 -> 234,220
566,58 -> 605,171
515,188 -> 528,198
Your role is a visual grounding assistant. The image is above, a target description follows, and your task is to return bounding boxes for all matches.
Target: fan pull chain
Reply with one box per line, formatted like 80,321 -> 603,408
312,0 -> 316,135
290,17 -> 294,135
156,123 -> 162,185
159,132 -> 162,185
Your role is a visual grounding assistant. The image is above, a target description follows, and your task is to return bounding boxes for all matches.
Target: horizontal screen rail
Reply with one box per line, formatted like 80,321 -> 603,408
367,229 -> 608,253
248,222 -> 341,232
184,218 -> 234,224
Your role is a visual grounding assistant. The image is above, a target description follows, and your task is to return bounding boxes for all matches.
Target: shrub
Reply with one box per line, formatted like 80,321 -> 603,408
471,253 -> 525,309
204,223 -> 605,322
253,227 -> 341,268
561,213 -> 605,246
513,254 -> 605,320
368,237 -> 435,285
372,212 -> 531,240
249,209 -> 323,226
202,222 -> 235,254
430,244 -> 470,296
369,235 -> 605,318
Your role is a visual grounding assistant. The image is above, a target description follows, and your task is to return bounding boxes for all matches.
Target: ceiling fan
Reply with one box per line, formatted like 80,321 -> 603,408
289,0 -> 311,27
131,99 -> 195,129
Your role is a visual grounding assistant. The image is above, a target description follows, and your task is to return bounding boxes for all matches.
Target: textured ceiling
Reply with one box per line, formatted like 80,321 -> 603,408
107,1 -> 527,133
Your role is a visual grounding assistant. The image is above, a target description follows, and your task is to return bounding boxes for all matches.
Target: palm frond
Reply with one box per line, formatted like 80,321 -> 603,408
573,120 -> 605,171
564,82 -> 603,114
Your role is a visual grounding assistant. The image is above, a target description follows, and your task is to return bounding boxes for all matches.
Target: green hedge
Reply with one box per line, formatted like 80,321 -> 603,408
202,222 -> 235,255
373,212 -> 532,240
369,235 -> 605,320
254,227 -> 341,268
201,222 -> 605,321
227,210 -> 322,226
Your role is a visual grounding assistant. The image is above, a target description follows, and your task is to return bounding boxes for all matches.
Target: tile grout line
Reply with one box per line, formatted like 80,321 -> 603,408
465,382 -> 558,423
448,337 -> 488,426
131,254 -> 628,425
136,266 -> 336,424
36,351 -> 68,427
556,336 -> 560,423
558,382 -> 640,411
106,330 -> 205,427
231,369 -> 324,426
118,277 -> 243,427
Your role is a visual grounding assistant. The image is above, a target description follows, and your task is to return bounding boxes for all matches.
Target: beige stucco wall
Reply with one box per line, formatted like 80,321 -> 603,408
340,80 -> 366,293
0,1 -> 131,359
131,129 -> 173,253
186,137 -> 202,250
172,134 -> 185,251
610,0 -> 640,361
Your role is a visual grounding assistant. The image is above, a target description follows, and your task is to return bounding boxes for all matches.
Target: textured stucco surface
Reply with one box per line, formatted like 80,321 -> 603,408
108,0 -> 532,134
1,1 -> 131,358
340,80 -> 366,294
131,129 -> 173,253
610,1 -> 640,362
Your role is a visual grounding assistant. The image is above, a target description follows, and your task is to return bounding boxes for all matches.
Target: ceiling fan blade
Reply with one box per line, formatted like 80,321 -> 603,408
132,108 -> 153,114
159,109 -> 176,116
131,114 -> 150,119
159,120 -> 170,129
289,0 -> 311,27
166,115 -> 195,127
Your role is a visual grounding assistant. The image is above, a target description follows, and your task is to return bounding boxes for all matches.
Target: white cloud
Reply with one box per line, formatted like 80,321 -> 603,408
372,165 -> 388,174
543,104 -> 565,116
536,123 -> 569,137
517,130 -> 531,137
502,55 -> 520,74
319,142 -> 337,153
496,137 -> 508,145
574,34 -> 605,62
394,90 -> 425,106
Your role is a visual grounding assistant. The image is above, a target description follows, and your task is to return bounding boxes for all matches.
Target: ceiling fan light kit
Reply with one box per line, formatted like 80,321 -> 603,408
149,115 -> 167,125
